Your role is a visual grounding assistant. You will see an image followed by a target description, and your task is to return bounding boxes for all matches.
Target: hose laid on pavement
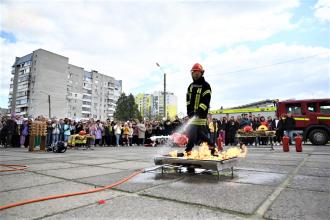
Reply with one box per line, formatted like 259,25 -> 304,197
0,164 -> 28,172
0,168 -> 144,211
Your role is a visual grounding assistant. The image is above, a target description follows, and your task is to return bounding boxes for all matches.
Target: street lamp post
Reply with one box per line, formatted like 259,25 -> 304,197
156,63 -> 166,119
48,94 -> 51,119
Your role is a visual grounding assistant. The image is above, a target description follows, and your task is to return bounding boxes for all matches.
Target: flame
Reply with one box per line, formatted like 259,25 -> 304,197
168,144 -> 248,161
169,150 -> 178,157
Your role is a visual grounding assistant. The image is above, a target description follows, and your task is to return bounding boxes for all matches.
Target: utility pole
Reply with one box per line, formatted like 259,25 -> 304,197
48,95 -> 51,118
156,63 -> 166,119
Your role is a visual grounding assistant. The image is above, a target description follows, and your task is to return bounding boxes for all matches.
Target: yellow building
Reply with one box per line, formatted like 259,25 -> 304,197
135,93 -> 152,119
135,91 -> 177,120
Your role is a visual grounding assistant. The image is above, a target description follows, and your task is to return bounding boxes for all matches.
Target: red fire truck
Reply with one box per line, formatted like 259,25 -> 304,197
276,99 -> 330,145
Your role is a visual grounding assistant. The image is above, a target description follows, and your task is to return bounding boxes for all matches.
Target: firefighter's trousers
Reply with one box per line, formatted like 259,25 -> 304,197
185,124 -> 211,152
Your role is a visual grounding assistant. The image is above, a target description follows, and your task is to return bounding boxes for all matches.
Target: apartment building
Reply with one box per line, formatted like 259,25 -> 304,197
135,91 -> 177,120
9,49 -> 122,120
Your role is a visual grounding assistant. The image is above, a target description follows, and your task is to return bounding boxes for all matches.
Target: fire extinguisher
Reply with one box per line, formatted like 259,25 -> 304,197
295,135 -> 303,152
282,135 -> 290,152
217,135 -> 223,151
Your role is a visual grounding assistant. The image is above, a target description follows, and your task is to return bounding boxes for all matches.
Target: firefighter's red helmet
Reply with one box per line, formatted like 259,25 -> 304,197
191,63 -> 204,73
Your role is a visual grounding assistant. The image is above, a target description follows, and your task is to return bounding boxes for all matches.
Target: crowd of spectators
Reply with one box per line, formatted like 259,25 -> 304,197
0,115 -> 183,148
208,113 -> 296,146
0,112 -> 296,149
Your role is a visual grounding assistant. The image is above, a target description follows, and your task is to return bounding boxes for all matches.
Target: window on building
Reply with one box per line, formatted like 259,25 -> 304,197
16,99 -> 27,105
18,76 -> 29,82
17,91 -> 28,97
83,101 -> 91,105
82,113 -> 90,118
83,89 -> 92,94
82,95 -> 92,100
83,83 -> 92,89
82,107 -> 91,112
83,71 -> 93,82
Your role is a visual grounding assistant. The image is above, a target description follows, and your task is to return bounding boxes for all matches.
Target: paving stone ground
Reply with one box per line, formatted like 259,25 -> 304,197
0,144 -> 329,219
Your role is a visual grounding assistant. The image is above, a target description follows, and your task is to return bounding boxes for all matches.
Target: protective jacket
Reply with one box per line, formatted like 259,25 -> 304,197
186,76 -> 211,125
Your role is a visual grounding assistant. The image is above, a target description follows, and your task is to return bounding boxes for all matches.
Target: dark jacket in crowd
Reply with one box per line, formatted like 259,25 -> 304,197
152,124 -> 161,136
46,123 -> 53,134
172,119 -> 181,132
284,117 -> 296,131
164,120 -> 172,135
270,119 -> 277,131
218,120 -> 227,131
239,118 -> 251,129
6,119 -> 17,135
252,120 -> 260,130
104,124 -> 112,136
226,120 -> 239,133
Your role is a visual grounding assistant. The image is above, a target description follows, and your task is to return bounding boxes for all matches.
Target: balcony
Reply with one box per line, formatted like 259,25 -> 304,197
16,104 -> 28,108
16,94 -> 28,99
82,104 -> 91,108
82,110 -> 91,114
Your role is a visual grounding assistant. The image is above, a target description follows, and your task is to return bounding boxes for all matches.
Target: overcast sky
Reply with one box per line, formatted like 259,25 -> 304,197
1,0 -> 329,116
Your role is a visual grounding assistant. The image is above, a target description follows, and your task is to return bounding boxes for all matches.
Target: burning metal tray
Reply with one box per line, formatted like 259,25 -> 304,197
154,155 -> 239,178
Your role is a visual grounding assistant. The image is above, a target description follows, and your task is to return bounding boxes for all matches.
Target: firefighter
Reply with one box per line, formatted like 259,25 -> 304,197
182,63 -> 213,155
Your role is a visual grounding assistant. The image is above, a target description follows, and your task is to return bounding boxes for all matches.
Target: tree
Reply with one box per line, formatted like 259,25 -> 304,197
114,93 -> 142,121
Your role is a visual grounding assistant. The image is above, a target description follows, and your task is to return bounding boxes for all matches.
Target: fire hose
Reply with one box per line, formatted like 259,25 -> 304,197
0,164 -> 29,172
0,166 -> 144,211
